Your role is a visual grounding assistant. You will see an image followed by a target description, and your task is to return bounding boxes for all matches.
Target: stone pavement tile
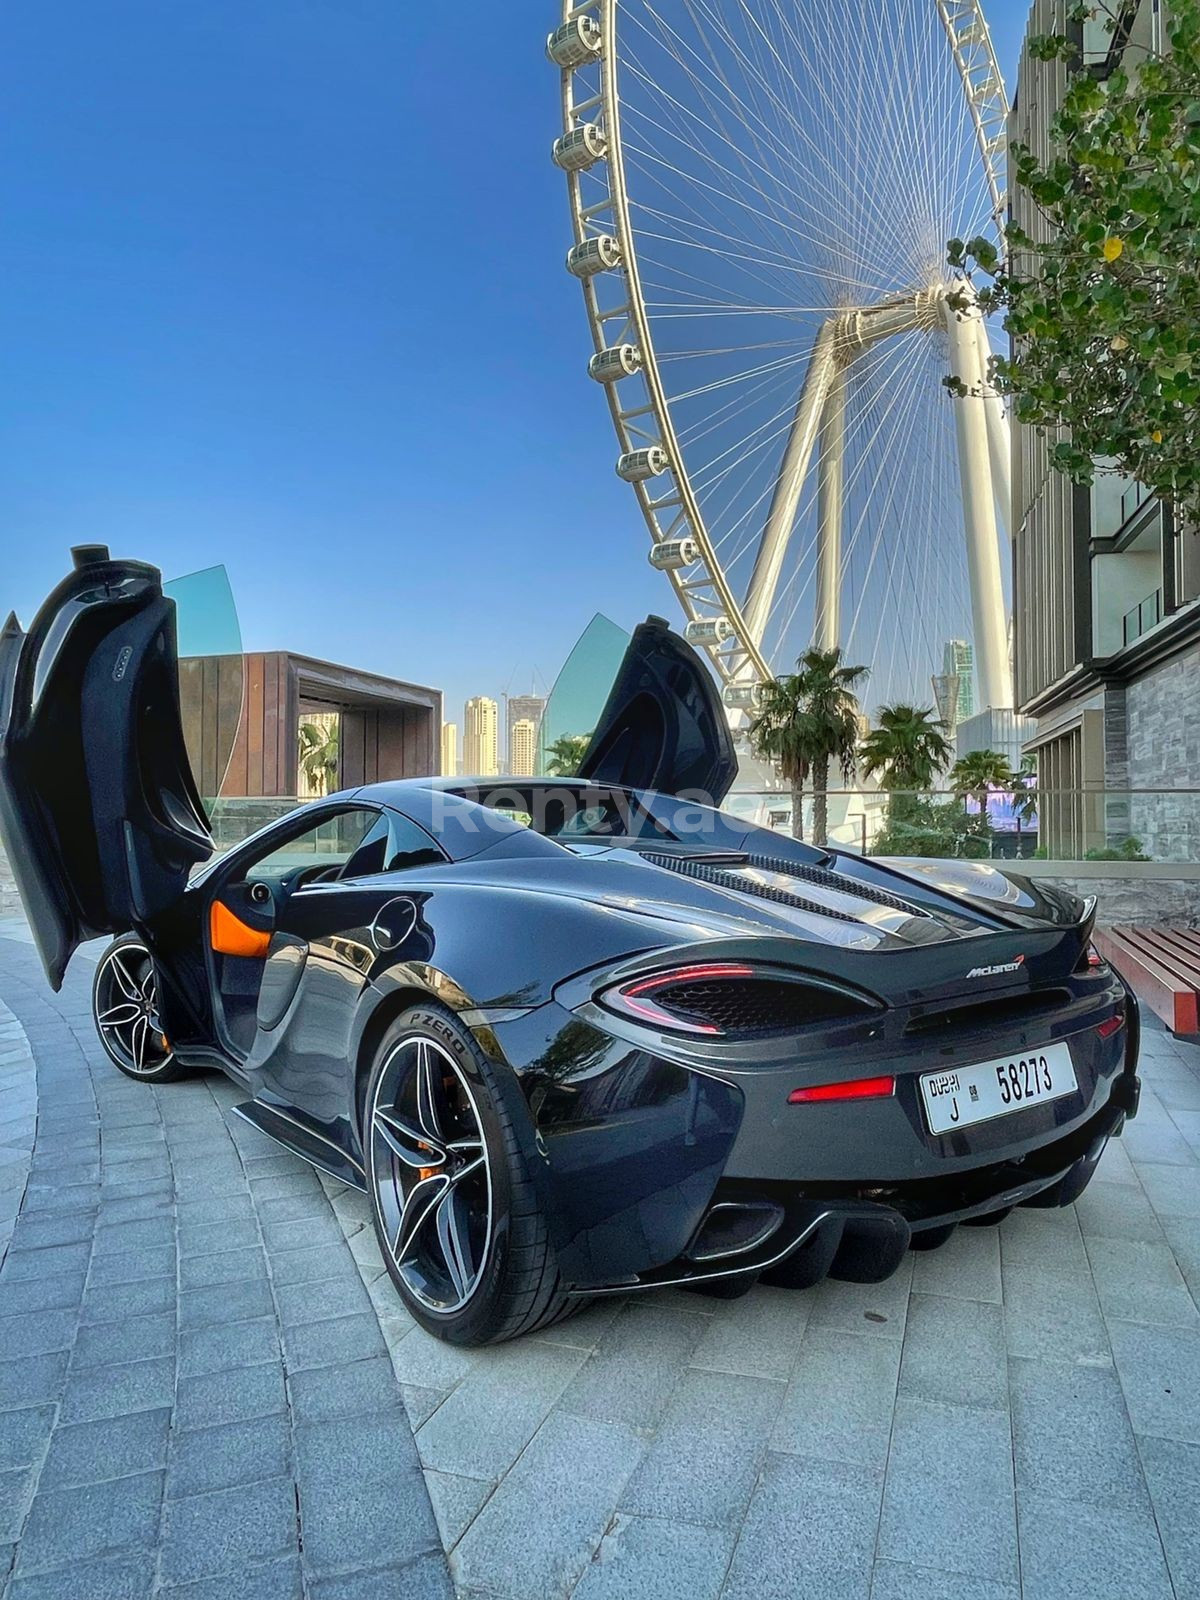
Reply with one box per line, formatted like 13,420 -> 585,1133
40,1408 -> 171,1491
1109,1319 -> 1200,1442
869,1563 -> 1018,1600
452,1411 -> 642,1599
91,1217 -> 174,1256
174,1194 -> 255,1226
308,1553 -> 452,1600
295,1413 -> 440,1579
0,1272 -> 86,1316
261,1213 -> 348,1253
1159,1211 -> 1200,1295
82,1277 -> 175,1324
533,1296 -> 625,1352
159,1476 -> 298,1587
877,1398 -> 1017,1584
1137,1160 -> 1200,1220
0,1240 -> 90,1281
808,1256 -> 914,1341
909,1226 -> 1002,1303
288,1356 -> 402,1425
269,1244 -> 364,1287
179,1246 -> 267,1291
0,1405 -> 54,1472
8,1553 -> 155,1600
61,1357 -> 174,1424
273,1274 -> 375,1329
898,1294 -> 1007,1411
1095,1135 -> 1139,1185
9,1211 -> 94,1249
620,1368 -> 779,1530
88,1244 -> 175,1287
573,1511 -> 735,1600
1009,1357 -> 1149,1512
721,1451 -> 882,1600
0,1467 -> 34,1541
1125,1117 -> 1199,1167
1001,1271 -> 1112,1366
1137,1434 -> 1200,1599
556,1304 -> 707,1434
423,1469 -> 494,1551
997,1206 -> 1090,1274
179,1316 -> 280,1379
0,1309 -> 78,1361
282,1311 -> 387,1374
177,1217 -> 260,1257
1075,1180 -> 1167,1243
255,1189 -> 332,1225
1017,1492 -> 1174,1600
73,1311 -> 176,1368
770,1328 -> 900,1470
418,1339 -> 589,1479
178,1278 -> 275,1331
158,1557 -> 303,1600
175,1363 -> 287,1431
0,1353 -> 68,1410
1085,1235 -> 1199,1328
16,1469 -> 163,1573
386,1325 -> 479,1391
687,1285 -> 809,1382
403,1385 -> 446,1429
166,1414 -> 292,1500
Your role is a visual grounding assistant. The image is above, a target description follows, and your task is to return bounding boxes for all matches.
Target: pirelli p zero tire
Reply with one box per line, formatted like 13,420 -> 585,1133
364,1003 -> 577,1347
92,934 -> 192,1084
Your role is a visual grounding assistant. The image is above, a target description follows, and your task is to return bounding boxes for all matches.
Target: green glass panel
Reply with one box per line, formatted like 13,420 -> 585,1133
539,613 -> 630,775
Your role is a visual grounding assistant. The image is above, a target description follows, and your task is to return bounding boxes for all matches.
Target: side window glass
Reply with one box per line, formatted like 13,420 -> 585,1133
385,815 -> 445,873
246,809 -> 378,887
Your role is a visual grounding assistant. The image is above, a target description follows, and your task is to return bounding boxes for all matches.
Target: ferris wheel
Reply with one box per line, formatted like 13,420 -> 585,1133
547,0 -> 1013,715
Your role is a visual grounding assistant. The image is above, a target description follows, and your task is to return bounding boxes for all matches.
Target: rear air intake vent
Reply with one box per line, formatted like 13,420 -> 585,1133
640,853 -> 861,924
601,964 -> 876,1036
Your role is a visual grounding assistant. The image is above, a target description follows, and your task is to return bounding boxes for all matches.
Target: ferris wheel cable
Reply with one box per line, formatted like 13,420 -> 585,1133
758,336 -> 940,643
667,348 -> 823,405
626,8 -> 877,251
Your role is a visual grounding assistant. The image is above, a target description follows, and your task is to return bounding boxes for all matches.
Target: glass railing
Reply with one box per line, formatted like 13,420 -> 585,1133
725,788 -> 1200,864
1122,590 -> 1163,647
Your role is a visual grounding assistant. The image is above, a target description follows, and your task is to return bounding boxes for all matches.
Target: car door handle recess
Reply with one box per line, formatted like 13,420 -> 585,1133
371,898 -> 416,952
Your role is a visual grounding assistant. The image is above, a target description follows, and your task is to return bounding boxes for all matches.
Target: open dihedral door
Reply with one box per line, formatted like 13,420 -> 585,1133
575,615 -> 738,804
0,546 -> 213,988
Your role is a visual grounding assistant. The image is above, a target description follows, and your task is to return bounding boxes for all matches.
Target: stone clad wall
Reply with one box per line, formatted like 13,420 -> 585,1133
1124,642 -> 1200,865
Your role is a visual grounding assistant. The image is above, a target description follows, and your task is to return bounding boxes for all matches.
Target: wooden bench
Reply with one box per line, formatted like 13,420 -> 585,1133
1093,923 -> 1200,1035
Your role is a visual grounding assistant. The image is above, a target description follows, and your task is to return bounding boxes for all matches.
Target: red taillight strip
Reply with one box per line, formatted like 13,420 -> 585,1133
1096,1014 -> 1125,1039
607,963 -> 756,1035
788,1074 -> 896,1104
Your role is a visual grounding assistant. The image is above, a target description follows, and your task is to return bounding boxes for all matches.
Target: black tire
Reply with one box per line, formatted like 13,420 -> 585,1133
92,935 -> 192,1084
363,1003 -> 576,1346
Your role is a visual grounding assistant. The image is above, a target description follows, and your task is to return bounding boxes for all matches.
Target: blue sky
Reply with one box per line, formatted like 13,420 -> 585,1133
0,1 -> 1030,726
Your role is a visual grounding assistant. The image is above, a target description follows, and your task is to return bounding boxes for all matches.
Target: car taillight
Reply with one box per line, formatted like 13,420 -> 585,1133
599,963 -> 872,1037
1077,942 -> 1106,973
1097,1014 -> 1124,1039
788,1075 -> 896,1104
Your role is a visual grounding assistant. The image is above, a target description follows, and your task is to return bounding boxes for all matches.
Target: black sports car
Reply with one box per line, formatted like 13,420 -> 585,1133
0,549 -> 1140,1345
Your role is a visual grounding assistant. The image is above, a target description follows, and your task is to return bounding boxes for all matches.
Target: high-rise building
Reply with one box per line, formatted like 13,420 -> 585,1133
942,640 -> 974,724
440,721 -> 458,777
509,718 -> 538,777
506,695 -> 546,771
462,697 -> 499,777
1011,0 -> 1200,856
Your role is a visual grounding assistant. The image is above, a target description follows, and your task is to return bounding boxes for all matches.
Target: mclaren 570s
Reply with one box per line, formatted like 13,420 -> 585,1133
0,549 -> 1139,1344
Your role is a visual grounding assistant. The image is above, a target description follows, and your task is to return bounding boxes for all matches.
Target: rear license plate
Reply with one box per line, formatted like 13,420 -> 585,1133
919,1041 -> 1077,1135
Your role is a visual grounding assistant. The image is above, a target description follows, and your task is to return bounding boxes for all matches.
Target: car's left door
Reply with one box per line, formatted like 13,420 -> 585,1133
205,804 -> 443,1141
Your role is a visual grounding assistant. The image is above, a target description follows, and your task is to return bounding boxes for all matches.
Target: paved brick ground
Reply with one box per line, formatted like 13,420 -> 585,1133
325,1022 -> 1200,1600
2,918 -> 1200,1599
0,932 -> 450,1599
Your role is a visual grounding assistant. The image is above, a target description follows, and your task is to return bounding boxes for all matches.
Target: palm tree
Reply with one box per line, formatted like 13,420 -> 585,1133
298,719 -> 339,796
750,647 -> 867,846
949,748 -> 1013,832
544,733 -> 591,777
1012,757 -> 1038,828
859,704 -> 953,795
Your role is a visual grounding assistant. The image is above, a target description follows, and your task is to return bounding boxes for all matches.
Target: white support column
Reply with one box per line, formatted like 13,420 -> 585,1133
741,319 -> 838,648
978,318 -> 1012,538
814,366 -> 847,651
942,291 -> 1012,711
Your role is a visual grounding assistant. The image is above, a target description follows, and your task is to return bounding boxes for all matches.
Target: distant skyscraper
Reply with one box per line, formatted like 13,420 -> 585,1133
509,718 -> 538,776
441,721 -> 458,777
942,640 -> 974,723
506,694 -> 546,770
463,697 -> 499,776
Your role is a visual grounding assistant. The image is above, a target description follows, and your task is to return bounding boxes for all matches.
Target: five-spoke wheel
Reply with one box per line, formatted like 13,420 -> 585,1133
91,934 -> 189,1083
369,1033 -> 492,1314
364,1005 -> 575,1345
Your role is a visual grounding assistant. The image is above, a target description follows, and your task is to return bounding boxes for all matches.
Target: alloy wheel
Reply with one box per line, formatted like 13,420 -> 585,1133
369,1035 -> 493,1314
94,942 -> 173,1075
